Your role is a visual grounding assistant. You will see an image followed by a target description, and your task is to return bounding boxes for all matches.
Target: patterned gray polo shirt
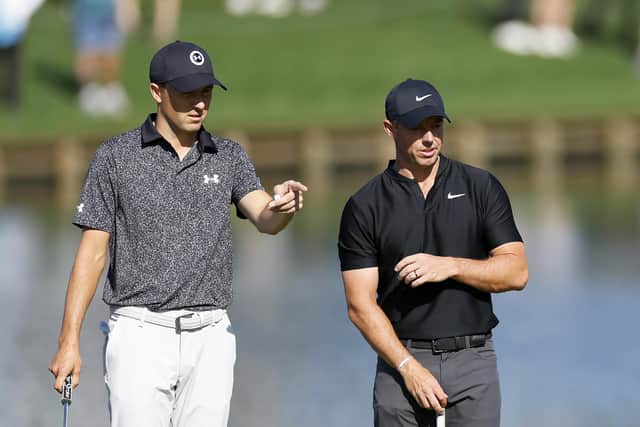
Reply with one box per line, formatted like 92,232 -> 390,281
73,114 -> 263,310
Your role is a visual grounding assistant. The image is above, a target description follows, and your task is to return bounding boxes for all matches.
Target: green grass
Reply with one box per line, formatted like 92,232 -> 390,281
1,0 -> 639,142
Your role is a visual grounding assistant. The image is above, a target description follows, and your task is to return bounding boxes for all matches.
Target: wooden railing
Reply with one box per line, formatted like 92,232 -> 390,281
1,116 -> 638,206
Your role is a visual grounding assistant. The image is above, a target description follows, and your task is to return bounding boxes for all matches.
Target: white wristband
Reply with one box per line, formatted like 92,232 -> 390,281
397,356 -> 411,370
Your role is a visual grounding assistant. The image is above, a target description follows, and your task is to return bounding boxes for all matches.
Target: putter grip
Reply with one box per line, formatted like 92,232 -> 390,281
62,375 -> 72,405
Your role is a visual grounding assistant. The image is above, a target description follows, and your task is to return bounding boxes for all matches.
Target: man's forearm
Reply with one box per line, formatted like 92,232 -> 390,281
255,209 -> 294,235
451,251 -> 528,293
58,276 -> 101,346
347,302 -> 412,370
397,243 -> 528,293
50,229 -> 110,391
58,238 -> 108,346
238,186 -> 305,235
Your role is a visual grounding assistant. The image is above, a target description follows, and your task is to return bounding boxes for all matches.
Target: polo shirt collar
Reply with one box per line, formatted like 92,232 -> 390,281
141,113 -> 218,153
385,154 -> 450,182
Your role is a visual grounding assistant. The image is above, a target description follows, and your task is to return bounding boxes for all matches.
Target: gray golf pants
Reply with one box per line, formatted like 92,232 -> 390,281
373,338 -> 500,427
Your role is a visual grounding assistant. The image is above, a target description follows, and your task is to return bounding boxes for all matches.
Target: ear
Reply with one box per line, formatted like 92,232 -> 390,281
383,119 -> 395,137
150,83 -> 163,104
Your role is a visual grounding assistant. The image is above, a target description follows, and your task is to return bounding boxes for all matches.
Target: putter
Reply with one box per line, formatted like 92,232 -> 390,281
436,408 -> 445,427
61,375 -> 72,427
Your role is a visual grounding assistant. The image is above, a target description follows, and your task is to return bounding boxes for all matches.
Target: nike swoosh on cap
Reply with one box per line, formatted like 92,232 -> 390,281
416,94 -> 432,102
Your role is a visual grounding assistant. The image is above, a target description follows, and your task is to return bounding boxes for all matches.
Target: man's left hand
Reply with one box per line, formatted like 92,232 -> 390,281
268,180 -> 308,213
395,253 -> 456,287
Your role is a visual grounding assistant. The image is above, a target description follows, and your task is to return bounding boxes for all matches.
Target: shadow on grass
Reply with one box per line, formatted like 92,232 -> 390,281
33,60 -> 78,97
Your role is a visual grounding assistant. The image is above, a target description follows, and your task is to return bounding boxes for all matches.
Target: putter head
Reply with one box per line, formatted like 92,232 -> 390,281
61,375 -> 72,405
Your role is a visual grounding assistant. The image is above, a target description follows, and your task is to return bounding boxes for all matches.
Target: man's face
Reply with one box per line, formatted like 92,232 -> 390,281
387,116 -> 444,168
154,83 -> 213,134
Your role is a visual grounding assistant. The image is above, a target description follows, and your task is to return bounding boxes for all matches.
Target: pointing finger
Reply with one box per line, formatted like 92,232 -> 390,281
287,181 -> 308,192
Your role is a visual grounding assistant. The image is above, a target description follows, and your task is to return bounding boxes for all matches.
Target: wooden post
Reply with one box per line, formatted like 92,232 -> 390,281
605,116 -> 637,191
531,119 -> 563,192
301,128 -> 331,202
375,131 -> 395,172
54,138 -> 84,208
454,121 -> 489,169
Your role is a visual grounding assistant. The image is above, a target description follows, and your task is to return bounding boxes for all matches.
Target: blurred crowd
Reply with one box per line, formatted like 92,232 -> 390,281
493,0 -> 579,58
0,0 -> 637,112
492,0 -> 640,75
0,0 -> 45,107
0,0 -> 330,114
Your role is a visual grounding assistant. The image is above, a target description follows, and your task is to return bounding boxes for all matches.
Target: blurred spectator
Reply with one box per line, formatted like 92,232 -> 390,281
225,0 -> 328,18
73,0 -> 128,117
115,0 -> 181,46
0,0 -> 44,107
493,0 -> 579,58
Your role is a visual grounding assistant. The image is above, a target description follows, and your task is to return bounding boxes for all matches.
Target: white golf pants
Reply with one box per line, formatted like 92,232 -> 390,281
103,307 -> 236,427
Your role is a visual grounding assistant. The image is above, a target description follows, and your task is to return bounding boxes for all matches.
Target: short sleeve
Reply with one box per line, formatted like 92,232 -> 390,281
72,144 -> 116,233
482,173 -> 522,250
231,142 -> 263,205
338,197 -> 378,271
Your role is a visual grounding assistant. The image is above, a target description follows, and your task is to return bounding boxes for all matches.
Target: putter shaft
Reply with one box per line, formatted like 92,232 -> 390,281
62,403 -> 69,427
436,408 -> 445,427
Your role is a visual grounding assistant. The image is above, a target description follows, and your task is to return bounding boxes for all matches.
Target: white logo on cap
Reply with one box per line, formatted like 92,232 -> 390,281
190,50 -> 205,66
416,94 -> 432,102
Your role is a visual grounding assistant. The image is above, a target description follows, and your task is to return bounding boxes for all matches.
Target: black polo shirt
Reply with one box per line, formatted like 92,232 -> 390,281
73,114 -> 263,311
338,155 -> 522,340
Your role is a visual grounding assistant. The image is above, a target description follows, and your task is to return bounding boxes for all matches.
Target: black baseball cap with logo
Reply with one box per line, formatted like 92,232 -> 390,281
149,41 -> 227,93
385,78 -> 451,128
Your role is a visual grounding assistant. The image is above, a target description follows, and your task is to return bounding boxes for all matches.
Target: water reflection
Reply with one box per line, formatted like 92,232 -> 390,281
1,172 -> 638,427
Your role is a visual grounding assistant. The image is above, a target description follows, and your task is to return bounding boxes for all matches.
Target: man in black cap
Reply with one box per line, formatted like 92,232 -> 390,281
49,41 -> 307,427
338,78 -> 528,427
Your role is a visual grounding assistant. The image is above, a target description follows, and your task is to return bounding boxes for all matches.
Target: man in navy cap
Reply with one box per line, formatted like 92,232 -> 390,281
49,40 -> 307,427
338,78 -> 528,426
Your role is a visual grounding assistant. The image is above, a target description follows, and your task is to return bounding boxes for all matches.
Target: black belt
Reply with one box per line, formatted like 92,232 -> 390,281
401,334 -> 490,354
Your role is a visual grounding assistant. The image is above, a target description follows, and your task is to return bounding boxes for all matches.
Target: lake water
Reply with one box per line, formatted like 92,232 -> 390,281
1,171 -> 638,427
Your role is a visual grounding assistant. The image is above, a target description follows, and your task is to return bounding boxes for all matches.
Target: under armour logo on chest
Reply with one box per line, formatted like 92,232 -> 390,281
204,174 -> 220,184
77,203 -> 85,213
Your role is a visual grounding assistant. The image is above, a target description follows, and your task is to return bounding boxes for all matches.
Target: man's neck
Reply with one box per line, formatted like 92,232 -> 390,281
394,155 -> 440,183
154,113 -> 198,153
394,156 -> 440,198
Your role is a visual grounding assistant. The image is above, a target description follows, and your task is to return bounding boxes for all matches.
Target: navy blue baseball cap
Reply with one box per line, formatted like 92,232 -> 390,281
385,79 -> 450,128
149,41 -> 227,92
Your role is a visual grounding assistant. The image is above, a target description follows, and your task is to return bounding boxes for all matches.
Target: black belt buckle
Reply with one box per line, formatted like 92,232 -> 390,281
431,339 -> 446,354
471,334 -> 486,348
